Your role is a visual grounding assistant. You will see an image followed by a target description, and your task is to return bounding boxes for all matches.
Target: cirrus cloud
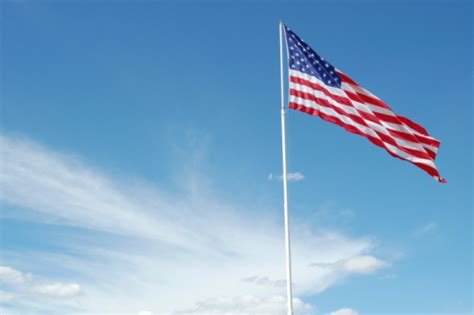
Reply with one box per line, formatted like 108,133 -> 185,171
0,134 -> 389,314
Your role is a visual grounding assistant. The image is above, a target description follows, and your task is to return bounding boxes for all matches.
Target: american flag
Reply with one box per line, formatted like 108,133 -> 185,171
284,25 -> 446,183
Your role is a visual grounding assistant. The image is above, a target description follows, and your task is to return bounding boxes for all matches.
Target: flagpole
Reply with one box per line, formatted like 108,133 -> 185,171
279,20 -> 294,315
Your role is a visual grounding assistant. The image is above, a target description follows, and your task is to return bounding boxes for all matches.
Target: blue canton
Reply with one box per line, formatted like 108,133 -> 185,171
285,25 -> 342,88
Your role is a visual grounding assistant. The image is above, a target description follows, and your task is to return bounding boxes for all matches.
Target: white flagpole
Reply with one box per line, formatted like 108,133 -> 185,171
279,20 -> 294,315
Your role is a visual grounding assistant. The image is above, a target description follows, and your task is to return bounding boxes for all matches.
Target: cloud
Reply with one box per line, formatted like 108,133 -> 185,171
0,266 -> 30,284
241,276 -> 286,288
341,255 -> 389,274
329,308 -> 358,315
175,295 -> 312,315
311,255 -> 389,276
31,282 -> 81,298
0,265 -> 81,299
269,172 -> 305,182
0,135 -> 195,248
0,265 -> 82,314
0,291 -> 15,302
0,134 -> 389,314
280,172 -> 305,182
413,221 -> 438,237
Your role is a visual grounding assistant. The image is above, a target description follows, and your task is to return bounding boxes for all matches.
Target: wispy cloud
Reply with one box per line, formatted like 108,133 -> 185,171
268,172 -> 305,182
281,172 -> 305,182
31,282 -> 81,298
0,266 -> 30,284
413,221 -> 438,237
0,265 -> 81,314
311,255 -> 389,276
0,291 -> 14,302
241,276 -> 286,288
175,295 -> 313,315
341,255 -> 389,274
0,134 -> 389,314
329,308 -> 358,315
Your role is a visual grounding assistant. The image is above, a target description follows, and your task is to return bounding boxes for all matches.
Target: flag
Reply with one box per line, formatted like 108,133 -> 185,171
284,25 -> 446,183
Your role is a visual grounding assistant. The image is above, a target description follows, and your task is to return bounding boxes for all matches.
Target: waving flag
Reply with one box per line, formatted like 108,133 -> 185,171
284,25 -> 445,183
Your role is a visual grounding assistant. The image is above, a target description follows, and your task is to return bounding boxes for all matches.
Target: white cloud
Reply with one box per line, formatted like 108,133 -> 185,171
241,276 -> 286,288
0,134 -> 389,314
311,255 -> 388,278
341,255 -> 389,274
279,172 -> 305,182
269,172 -> 305,182
414,221 -> 438,236
0,266 -> 29,284
31,282 -> 81,298
0,291 -> 15,302
329,308 -> 358,315
176,295 -> 312,315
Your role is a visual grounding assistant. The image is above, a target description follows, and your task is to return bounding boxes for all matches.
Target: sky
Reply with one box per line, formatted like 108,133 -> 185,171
0,0 -> 472,314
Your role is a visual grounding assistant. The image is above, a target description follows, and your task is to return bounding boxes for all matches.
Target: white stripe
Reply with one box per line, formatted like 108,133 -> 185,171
336,73 -> 438,141
289,69 -> 396,116
290,69 -> 439,152
289,82 -> 360,116
290,69 -> 347,97
290,96 -> 435,161
290,83 -> 436,154
341,82 -> 380,100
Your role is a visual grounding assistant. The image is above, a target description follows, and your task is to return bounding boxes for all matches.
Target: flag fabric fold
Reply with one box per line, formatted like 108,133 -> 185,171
284,25 -> 446,183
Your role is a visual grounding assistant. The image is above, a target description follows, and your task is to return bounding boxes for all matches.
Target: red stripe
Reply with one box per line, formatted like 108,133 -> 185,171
289,102 -> 446,182
343,89 -> 391,110
415,134 -> 440,148
289,97 -> 432,159
290,76 -> 354,107
389,129 -> 439,148
290,86 -> 435,159
413,161 -> 446,183
290,89 -> 369,127
338,71 -> 392,110
337,71 -> 358,86
338,71 -> 432,137
291,75 -> 405,128
398,115 -> 430,136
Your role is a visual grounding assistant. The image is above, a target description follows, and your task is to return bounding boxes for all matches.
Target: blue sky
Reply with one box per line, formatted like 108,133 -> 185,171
0,1 -> 472,314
